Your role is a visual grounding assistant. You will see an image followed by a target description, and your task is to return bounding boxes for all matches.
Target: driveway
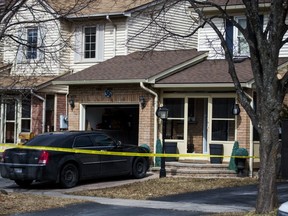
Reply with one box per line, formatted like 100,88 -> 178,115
1,175 -> 288,215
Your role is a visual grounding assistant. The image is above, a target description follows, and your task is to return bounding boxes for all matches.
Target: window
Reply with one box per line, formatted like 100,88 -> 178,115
74,25 -> 104,62
212,98 -> 235,141
17,26 -> 45,63
26,28 -> 38,59
92,134 -> 115,146
21,97 -> 31,132
74,136 -> 94,148
164,98 -> 184,140
234,17 -> 248,56
226,16 -> 263,57
84,27 -> 96,59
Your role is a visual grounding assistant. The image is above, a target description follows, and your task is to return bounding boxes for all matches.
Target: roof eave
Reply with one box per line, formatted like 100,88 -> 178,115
52,79 -> 147,85
153,82 -> 252,88
195,3 -> 271,14
66,12 -> 131,20
148,52 -> 209,83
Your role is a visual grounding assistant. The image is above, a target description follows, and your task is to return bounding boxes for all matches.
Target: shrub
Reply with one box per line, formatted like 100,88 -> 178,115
235,148 -> 248,156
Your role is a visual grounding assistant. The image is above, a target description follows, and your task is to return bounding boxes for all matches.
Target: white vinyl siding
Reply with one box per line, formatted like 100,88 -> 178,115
127,1 -> 197,52
279,16 -> 288,57
74,24 -> 104,63
3,0 -> 64,76
70,20 -> 127,73
198,18 -> 225,59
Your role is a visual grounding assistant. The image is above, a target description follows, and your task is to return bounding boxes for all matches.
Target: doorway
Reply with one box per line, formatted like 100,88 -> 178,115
85,105 -> 139,145
2,99 -> 18,143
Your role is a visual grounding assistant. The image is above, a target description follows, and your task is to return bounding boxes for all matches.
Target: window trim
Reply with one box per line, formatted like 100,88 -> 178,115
74,24 -> 105,63
233,16 -> 249,57
17,26 -> 46,63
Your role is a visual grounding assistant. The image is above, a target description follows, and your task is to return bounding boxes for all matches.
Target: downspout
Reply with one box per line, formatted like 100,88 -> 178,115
106,15 -> 117,57
140,82 -> 158,155
30,90 -> 45,133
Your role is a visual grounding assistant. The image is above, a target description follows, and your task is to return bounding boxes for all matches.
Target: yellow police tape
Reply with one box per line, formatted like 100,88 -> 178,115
0,143 -> 258,159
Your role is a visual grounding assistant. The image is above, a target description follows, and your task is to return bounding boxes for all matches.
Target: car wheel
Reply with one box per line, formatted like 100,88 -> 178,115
15,180 -> 33,188
60,163 -> 79,188
132,157 -> 148,179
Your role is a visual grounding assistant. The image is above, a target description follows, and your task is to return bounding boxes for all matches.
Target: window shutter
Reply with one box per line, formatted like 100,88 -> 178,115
38,26 -> 47,62
225,19 -> 234,55
74,26 -> 82,62
16,28 -> 24,63
96,24 -> 104,61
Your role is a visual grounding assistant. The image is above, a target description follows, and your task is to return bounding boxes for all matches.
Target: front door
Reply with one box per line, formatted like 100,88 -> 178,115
2,98 -> 18,143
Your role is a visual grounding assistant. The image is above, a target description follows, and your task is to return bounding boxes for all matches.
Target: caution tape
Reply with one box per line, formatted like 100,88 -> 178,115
0,143 -> 258,159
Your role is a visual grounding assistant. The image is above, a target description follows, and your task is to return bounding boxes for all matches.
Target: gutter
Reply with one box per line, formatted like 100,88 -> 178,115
30,90 -> 45,134
140,82 -> 158,157
106,15 -> 117,57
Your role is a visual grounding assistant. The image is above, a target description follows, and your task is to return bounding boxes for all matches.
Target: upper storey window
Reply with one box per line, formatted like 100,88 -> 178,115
17,26 -> 45,63
226,15 -> 263,57
26,28 -> 38,59
74,24 -> 104,62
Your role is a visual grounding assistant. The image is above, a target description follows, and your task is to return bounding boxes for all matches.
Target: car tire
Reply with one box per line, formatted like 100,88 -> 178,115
15,180 -> 33,188
132,157 -> 148,179
59,163 -> 79,188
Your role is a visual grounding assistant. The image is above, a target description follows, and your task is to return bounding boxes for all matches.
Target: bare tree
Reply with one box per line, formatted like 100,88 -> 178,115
0,0 -> 98,91
129,0 -> 288,213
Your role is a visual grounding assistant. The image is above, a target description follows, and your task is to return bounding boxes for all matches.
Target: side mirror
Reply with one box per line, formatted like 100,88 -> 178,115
116,140 -> 122,147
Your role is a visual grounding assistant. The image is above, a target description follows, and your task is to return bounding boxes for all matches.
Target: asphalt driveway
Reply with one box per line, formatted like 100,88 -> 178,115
1,175 -> 288,215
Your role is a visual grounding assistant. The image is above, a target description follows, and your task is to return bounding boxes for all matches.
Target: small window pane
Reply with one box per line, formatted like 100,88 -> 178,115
22,98 -> 31,118
163,98 -> 184,118
21,119 -> 30,132
166,120 -> 184,140
212,120 -> 235,141
212,98 -> 235,118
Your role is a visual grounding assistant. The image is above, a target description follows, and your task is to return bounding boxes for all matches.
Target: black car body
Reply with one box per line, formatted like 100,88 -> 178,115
0,131 -> 150,188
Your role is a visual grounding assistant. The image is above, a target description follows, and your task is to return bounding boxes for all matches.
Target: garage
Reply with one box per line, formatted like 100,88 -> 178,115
85,105 -> 139,145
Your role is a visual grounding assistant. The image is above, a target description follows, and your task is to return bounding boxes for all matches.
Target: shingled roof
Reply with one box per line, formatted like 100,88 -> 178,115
54,49 -> 288,88
47,0 -> 153,17
55,49 -> 208,84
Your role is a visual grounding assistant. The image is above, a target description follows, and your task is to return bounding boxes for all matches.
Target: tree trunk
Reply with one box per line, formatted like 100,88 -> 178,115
256,119 -> 280,213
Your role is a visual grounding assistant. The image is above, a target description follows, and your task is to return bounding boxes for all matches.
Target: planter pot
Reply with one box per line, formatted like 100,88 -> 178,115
235,158 -> 246,177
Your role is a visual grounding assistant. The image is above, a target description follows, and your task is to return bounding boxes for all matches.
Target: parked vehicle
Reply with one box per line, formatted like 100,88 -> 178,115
278,201 -> 288,216
0,131 -> 150,188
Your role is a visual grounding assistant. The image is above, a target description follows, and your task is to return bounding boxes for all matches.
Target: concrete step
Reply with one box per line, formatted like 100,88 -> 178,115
165,161 -> 230,171
151,161 -> 238,178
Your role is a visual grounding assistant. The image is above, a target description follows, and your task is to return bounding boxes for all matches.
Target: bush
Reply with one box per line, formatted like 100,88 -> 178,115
235,148 -> 248,156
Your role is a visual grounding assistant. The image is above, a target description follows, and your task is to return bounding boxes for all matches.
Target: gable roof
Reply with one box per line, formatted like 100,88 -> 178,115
53,49 -> 208,85
53,49 -> 288,89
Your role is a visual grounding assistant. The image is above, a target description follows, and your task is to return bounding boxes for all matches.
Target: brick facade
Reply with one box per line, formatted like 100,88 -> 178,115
31,94 -> 44,135
55,94 -> 67,131
68,84 -> 155,149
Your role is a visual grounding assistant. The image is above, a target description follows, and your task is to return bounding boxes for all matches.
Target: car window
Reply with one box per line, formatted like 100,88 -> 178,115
25,134 -> 67,147
73,136 -> 94,148
91,134 -> 115,147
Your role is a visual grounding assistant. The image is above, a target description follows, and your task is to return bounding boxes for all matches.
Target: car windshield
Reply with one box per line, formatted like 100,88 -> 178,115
25,134 -> 68,147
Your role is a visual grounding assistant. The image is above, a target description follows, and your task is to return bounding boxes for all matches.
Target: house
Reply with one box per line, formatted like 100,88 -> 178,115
0,0 -> 196,144
54,0 -> 288,176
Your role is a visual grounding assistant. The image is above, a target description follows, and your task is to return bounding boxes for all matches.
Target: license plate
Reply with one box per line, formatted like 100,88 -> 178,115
14,168 -> 22,174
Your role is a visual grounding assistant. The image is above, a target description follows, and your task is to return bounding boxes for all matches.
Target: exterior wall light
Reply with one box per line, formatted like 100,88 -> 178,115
69,96 -> 75,110
139,96 -> 146,109
232,103 -> 240,115
156,106 -> 169,178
